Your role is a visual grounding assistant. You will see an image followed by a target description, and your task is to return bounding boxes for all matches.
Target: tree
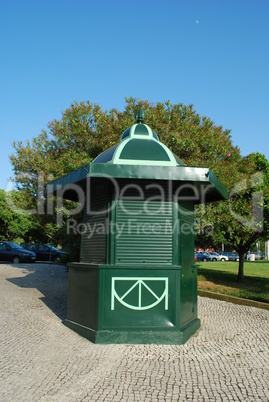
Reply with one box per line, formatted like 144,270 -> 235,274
194,222 -> 220,251
10,98 -> 241,192
201,152 -> 269,282
9,97 -> 241,255
0,189 -> 40,243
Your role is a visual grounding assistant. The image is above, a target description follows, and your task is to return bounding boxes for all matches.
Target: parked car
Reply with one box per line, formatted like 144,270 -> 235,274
200,251 -> 218,261
200,251 -> 212,260
201,251 -> 222,261
0,241 -> 36,263
21,243 -> 65,262
219,251 -> 239,261
217,252 -> 229,261
208,252 -> 222,261
194,252 -> 211,262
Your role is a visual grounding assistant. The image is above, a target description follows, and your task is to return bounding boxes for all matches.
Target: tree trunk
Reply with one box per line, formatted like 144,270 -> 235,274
237,251 -> 245,283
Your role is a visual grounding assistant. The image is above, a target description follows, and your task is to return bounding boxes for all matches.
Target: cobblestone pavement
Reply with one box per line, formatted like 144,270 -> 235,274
0,262 -> 268,402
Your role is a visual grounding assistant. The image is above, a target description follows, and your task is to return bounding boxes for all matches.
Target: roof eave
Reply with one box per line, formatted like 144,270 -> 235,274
46,163 -> 228,203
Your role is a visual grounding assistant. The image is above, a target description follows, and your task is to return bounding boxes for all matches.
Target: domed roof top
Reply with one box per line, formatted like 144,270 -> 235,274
93,107 -> 185,167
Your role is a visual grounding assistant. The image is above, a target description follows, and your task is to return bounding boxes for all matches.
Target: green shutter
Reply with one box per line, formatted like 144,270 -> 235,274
80,185 -> 108,263
179,201 -> 195,326
115,200 -> 173,264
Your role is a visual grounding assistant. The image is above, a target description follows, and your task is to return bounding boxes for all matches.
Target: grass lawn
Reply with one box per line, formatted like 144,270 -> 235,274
196,260 -> 269,303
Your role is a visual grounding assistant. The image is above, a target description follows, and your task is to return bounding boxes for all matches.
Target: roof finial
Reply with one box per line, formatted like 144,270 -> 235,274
137,106 -> 144,124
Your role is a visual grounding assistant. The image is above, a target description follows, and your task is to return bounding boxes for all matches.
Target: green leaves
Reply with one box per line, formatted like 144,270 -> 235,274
198,152 -> 269,281
0,190 -> 41,243
8,98 -> 269,272
10,97 -> 242,192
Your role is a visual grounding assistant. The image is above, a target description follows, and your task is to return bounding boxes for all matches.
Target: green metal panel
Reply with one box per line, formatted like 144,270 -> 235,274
115,200 -> 173,265
98,266 -> 179,330
108,198 -> 116,265
91,144 -> 118,164
65,263 -> 99,339
80,183 -> 108,263
119,139 -> 171,161
64,262 -> 200,344
179,201 -> 196,327
121,127 -> 131,141
134,124 -> 149,135
172,201 -> 180,266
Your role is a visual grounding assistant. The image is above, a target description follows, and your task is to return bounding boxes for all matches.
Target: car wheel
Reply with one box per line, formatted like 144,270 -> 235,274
54,256 -> 61,263
221,258 -> 226,261
13,256 -> 20,264
212,258 -> 217,261
202,258 -> 207,262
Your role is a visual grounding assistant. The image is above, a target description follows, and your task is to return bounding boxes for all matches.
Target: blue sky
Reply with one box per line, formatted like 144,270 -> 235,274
0,0 -> 268,190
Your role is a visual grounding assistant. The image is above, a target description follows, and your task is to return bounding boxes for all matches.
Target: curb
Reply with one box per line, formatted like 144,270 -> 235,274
198,290 -> 269,310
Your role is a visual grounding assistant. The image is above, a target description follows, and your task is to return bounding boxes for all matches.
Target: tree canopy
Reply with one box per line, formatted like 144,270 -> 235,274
10,97 -> 241,192
6,97 -> 269,280
203,152 -> 269,281
0,189 -> 41,243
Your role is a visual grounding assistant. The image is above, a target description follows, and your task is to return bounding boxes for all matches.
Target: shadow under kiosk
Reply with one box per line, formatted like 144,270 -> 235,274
47,109 -> 228,344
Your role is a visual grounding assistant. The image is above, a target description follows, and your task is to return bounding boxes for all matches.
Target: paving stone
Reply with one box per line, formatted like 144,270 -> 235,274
0,262 -> 269,401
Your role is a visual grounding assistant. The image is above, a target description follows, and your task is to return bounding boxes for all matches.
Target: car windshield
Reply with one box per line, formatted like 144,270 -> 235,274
46,245 -> 59,252
9,243 -> 24,250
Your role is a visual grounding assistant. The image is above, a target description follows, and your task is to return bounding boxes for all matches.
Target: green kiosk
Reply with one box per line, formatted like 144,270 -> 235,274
47,110 -> 227,344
